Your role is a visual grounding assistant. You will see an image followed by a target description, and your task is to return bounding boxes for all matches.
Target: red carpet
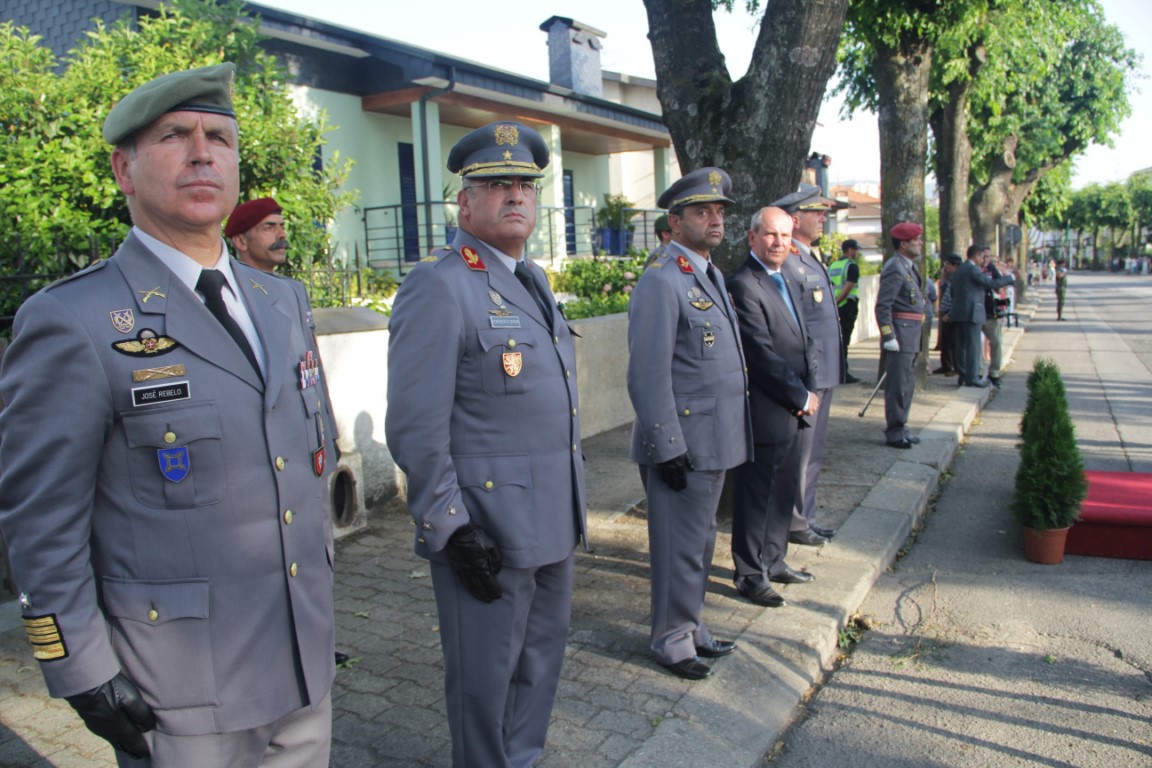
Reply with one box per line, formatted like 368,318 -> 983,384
1066,471 -> 1152,560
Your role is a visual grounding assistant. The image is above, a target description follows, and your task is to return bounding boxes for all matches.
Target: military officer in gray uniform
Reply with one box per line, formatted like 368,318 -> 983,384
875,222 -> 928,448
626,167 -> 752,681
385,121 -> 586,768
0,64 -> 336,767
772,184 -> 842,545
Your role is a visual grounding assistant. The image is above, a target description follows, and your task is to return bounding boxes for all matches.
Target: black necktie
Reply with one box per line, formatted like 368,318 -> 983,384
706,262 -> 725,298
196,269 -> 262,378
514,260 -> 553,329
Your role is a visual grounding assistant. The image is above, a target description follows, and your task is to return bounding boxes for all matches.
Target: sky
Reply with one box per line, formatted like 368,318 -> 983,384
260,0 -> 1151,190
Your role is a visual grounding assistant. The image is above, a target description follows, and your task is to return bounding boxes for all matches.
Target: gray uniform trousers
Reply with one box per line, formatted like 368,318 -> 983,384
783,243 -> 842,531
640,466 -> 722,664
883,350 -> 918,443
430,554 -> 574,768
131,696 -> 332,768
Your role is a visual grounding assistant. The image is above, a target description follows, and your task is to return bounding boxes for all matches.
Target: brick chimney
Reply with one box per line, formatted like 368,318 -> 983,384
539,16 -> 606,98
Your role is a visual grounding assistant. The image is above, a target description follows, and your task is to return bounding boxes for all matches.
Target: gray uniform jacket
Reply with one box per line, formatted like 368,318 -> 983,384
782,242 -> 843,388
0,233 -> 336,735
385,232 -> 587,569
728,255 -> 815,444
875,254 -> 927,349
627,245 -> 752,471
949,260 -> 1013,325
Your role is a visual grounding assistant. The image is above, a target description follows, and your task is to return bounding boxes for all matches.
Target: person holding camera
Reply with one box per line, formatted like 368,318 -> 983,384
980,246 -> 1011,388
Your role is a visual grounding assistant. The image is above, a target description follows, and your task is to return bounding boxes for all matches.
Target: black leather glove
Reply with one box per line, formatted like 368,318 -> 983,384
656,452 -> 693,491
64,672 -> 155,760
445,524 -> 503,603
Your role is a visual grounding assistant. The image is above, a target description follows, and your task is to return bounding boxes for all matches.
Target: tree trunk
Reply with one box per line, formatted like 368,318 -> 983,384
930,44 -> 984,259
873,34 -> 931,254
872,32 -> 932,388
643,0 -> 849,272
970,133 -> 1051,257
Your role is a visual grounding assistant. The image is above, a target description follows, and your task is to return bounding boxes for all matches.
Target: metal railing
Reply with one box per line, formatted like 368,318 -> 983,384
1,234 -> 116,334
362,201 -> 596,274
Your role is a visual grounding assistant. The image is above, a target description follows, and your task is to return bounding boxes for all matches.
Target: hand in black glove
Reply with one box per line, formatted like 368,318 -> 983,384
65,672 -> 155,760
445,524 -> 503,603
656,452 -> 693,491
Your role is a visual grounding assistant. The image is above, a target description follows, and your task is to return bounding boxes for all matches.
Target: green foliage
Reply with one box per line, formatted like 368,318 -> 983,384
595,194 -> 637,231
0,0 -> 355,310
1011,358 -> 1087,530
1022,163 -> 1072,229
554,255 -> 645,319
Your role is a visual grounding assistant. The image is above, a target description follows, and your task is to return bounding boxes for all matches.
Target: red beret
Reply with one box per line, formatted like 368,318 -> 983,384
891,222 -> 923,241
225,197 -> 282,238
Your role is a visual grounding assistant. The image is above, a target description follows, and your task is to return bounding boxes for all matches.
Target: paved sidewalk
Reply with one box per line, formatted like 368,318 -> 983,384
0,305 -> 1033,767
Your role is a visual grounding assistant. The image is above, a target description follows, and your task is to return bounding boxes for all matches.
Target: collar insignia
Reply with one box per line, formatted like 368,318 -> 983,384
460,246 -> 487,271
676,255 -> 694,273
137,286 -> 166,303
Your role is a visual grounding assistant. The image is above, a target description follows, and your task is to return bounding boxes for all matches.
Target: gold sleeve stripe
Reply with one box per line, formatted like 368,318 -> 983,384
22,614 -> 69,661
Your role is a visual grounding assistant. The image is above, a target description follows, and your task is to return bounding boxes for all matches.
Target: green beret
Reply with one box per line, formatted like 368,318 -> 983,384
103,63 -> 236,145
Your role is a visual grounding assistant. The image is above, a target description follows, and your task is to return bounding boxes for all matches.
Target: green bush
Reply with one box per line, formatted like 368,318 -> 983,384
553,255 -> 645,319
1011,358 -> 1088,529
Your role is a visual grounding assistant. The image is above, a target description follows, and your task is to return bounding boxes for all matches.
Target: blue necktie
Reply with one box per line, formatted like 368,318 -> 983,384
770,271 -> 801,328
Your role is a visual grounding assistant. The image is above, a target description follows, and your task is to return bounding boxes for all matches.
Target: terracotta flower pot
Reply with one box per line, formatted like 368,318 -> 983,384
1023,526 -> 1069,564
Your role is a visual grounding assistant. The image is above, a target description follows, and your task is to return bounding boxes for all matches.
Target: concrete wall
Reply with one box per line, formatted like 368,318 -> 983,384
316,280 -> 885,519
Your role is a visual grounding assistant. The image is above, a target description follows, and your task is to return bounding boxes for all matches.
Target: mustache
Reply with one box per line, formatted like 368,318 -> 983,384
269,239 -> 290,251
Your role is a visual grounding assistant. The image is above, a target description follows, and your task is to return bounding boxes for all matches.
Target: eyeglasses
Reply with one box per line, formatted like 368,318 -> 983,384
465,179 -> 541,197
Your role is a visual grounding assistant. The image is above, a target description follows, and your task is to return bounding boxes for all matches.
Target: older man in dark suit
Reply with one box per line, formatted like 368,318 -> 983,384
728,207 -> 820,608
0,64 -> 336,767
386,121 -> 586,767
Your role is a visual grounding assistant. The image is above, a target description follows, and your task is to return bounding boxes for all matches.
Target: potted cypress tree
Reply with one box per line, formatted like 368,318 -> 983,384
1011,359 -> 1088,563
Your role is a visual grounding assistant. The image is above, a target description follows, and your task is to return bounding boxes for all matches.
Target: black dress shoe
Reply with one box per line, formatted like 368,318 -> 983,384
770,566 -> 815,584
810,524 -> 837,539
788,528 -> 829,546
989,376 -> 1002,388
696,639 -> 737,658
964,380 -> 990,388
660,657 -> 713,680
844,372 -> 861,383
736,582 -> 786,608
886,439 -> 913,449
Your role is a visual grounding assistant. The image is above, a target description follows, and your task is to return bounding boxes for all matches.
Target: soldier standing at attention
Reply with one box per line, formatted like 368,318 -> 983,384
875,222 -> 928,449
626,167 -> 752,681
385,121 -> 586,768
0,63 -> 337,766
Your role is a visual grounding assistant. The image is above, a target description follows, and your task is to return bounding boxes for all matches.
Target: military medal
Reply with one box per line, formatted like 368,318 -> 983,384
703,330 -> 716,348
313,412 -> 326,476
813,288 -> 824,303
299,351 -> 320,390
489,290 -> 504,306
502,352 -> 522,377
687,286 -> 714,311
112,329 -> 179,357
